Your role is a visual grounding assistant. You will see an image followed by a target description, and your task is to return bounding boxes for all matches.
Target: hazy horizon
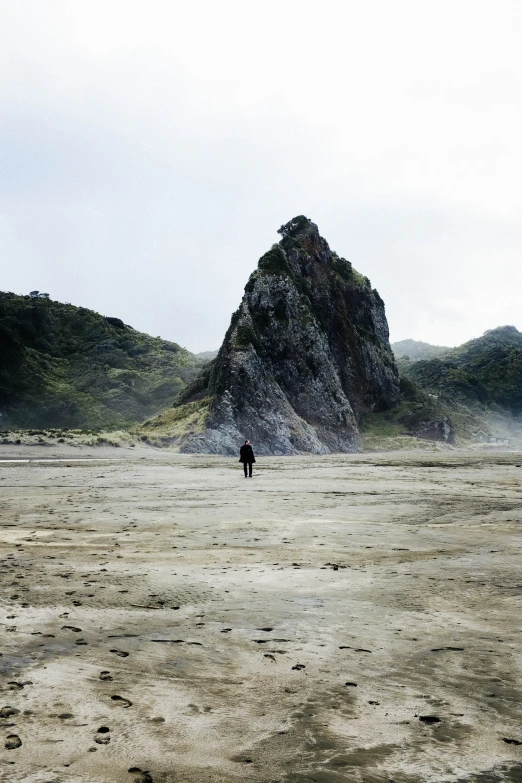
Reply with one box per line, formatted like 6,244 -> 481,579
2,1 -> 521,353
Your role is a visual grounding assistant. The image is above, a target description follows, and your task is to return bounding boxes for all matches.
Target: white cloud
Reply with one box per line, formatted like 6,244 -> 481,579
1,0 -> 521,350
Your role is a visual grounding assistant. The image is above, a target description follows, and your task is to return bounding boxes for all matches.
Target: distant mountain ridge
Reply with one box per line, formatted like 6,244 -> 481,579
391,339 -> 452,361
196,350 -> 219,360
0,292 -> 202,429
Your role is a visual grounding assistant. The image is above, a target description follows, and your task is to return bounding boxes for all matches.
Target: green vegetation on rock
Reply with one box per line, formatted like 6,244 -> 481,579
257,245 -> 291,275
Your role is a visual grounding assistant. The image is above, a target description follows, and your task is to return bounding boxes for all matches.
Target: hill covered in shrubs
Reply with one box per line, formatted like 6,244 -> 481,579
0,292 -> 202,429
400,326 -> 522,414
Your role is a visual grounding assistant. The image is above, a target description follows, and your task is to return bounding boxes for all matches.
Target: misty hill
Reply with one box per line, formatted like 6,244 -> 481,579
140,216 -> 400,454
392,338 -> 452,361
400,326 -> 522,414
0,292 -> 202,429
196,350 -> 219,360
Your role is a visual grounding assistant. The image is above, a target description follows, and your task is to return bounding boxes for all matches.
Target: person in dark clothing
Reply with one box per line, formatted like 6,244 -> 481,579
239,440 -> 256,477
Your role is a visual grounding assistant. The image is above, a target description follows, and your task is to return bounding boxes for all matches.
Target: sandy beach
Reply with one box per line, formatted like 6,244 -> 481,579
0,446 -> 521,782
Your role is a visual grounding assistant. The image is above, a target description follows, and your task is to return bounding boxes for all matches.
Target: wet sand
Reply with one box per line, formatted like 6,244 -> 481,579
0,447 -> 521,783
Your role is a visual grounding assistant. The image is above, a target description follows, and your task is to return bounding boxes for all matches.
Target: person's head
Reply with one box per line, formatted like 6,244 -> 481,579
245,440 -> 250,445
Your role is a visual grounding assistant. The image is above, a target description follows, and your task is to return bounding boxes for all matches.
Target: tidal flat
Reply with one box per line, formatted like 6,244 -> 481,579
0,447 -> 521,783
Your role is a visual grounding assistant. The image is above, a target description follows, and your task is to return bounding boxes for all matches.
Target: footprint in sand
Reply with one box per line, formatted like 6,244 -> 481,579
128,767 -> 153,782
62,625 -> 82,633
111,695 -> 132,708
95,726 -> 111,745
110,649 -> 129,657
5,734 -> 22,750
0,706 -> 20,718
99,671 -> 113,681
8,681 -> 31,690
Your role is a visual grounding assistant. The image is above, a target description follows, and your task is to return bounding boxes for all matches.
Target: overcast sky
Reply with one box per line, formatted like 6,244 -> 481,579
1,1 -> 521,352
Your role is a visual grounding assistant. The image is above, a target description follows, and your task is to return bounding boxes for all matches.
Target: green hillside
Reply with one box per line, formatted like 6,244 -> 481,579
362,327 -> 522,449
400,326 -> 522,414
0,292 -> 202,429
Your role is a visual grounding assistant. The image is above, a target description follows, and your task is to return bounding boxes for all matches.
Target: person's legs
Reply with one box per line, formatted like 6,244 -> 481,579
248,462 -> 253,477
243,462 -> 248,478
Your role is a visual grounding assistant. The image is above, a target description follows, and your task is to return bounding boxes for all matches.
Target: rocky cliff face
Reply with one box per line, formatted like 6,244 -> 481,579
164,217 -> 400,454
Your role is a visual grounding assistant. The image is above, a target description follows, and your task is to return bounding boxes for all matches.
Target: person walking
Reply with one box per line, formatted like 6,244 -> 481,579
239,440 -> 256,478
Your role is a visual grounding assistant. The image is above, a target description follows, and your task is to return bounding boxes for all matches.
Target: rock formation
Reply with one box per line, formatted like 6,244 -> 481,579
414,418 -> 455,444
149,216 -> 400,454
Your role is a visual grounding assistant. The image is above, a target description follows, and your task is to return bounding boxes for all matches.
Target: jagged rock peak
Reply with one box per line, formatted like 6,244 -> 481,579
278,214 -> 323,244
153,217 -> 400,455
